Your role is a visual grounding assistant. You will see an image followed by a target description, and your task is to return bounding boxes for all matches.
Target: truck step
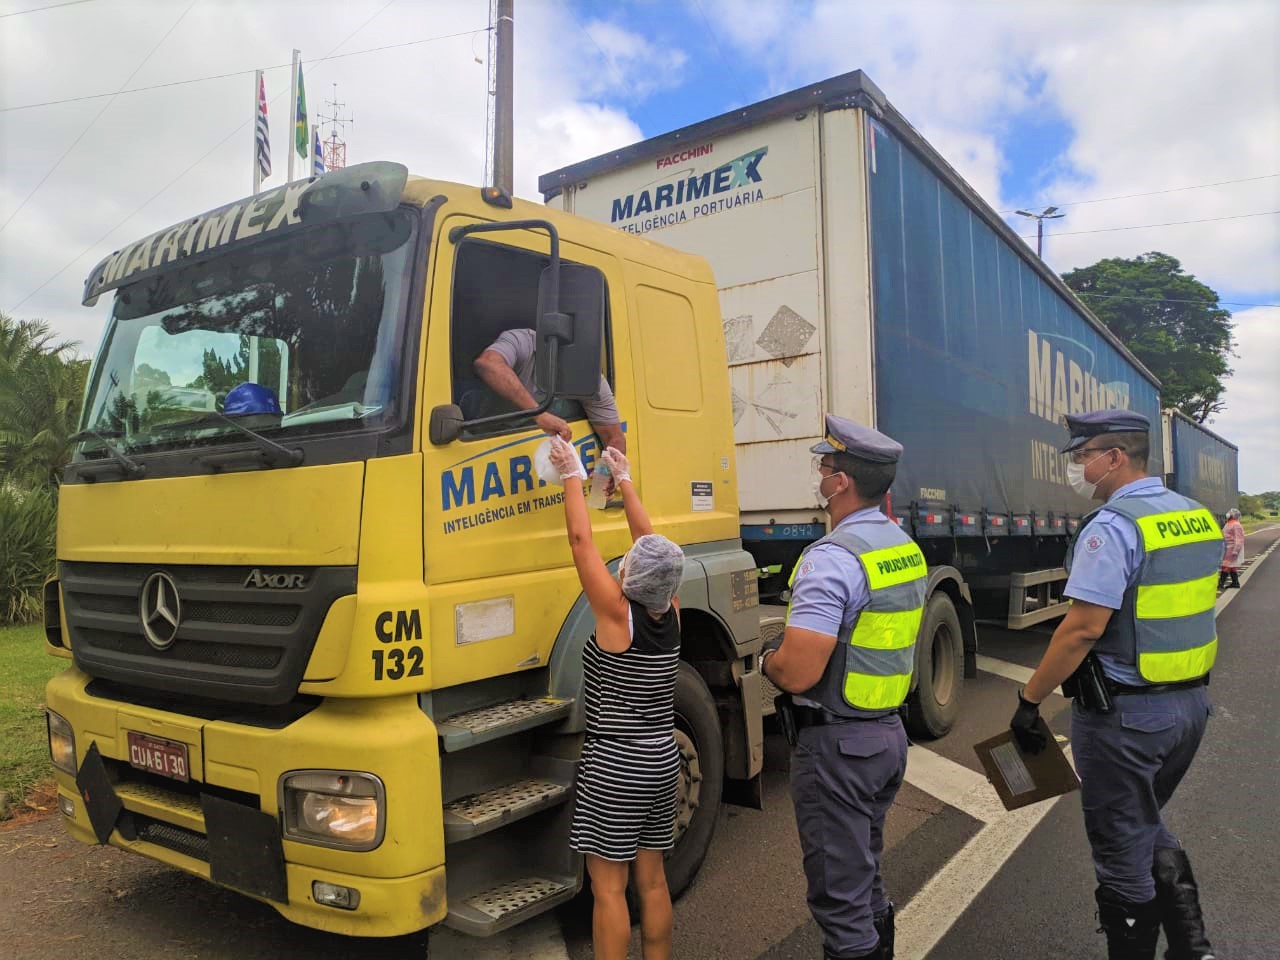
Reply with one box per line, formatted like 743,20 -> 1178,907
437,697 -> 572,752
444,874 -> 578,937
443,777 -> 571,843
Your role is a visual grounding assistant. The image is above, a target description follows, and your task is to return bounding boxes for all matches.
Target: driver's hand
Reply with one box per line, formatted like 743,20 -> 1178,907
536,412 -> 571,440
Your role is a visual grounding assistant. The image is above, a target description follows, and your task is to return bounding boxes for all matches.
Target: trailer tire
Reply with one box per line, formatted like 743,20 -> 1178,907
663,662 -> 724,900
906,593 -> 963,739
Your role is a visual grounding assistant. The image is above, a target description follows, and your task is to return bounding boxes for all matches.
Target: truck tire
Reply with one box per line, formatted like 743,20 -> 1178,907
664,662 -> 724,899
905,593 -> 963,739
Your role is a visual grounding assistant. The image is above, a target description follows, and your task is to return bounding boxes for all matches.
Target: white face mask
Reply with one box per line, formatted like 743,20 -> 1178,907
1067,449 -> 1114,500
813,472 -> 839,510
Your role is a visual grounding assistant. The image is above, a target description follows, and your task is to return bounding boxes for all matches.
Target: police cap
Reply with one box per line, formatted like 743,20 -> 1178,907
810,414 -> 902,463
1060,409 -> 1150,453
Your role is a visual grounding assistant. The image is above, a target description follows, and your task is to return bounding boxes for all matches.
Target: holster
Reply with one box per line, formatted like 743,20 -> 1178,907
1063,652 -> 1115,714
774,694 -> 799,747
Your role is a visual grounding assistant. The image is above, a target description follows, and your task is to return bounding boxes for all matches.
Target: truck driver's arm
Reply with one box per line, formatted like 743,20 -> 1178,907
473,348 -> 570,440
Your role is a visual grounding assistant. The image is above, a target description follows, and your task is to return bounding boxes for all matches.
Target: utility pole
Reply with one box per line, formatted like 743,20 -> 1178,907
1015,206 -> 1065,259
493,0 -> 513,193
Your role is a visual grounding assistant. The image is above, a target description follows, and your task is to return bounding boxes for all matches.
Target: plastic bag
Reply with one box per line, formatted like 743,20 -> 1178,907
533,437 -> 564,486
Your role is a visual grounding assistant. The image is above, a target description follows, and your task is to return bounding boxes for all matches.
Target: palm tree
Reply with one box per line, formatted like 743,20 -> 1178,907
0,313 -> 88,489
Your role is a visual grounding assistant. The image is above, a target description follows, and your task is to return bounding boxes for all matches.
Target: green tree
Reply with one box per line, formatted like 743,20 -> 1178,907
0,313 -> 89,488
1238,492 -> 1266,518
1061,252 -> 1233,421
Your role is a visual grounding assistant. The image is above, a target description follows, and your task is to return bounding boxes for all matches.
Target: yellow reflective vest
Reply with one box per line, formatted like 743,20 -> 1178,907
1067,487 -> 1222,684
787,516 -> 927,717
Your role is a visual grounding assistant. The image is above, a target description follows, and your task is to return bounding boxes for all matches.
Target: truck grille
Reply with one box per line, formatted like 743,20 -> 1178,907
60,561 -> 357,705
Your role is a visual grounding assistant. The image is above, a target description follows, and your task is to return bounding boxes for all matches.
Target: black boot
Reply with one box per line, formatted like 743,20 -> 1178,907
1218,571 -> 1229,590
1153,848 -> 1217,959
1230,572 -> 1240,589
1096,885 -> 1161,960
873,902 -> 895,960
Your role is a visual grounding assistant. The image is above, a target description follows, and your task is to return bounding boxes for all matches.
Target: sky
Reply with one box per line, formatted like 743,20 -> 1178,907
1,0 -> 1277,489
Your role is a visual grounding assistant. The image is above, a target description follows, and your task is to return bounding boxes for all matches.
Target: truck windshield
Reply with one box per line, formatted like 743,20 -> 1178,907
76,208 -> 416,458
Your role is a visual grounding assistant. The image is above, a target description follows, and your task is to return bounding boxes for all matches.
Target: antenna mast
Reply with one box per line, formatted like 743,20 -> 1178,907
317,83 -> 353,171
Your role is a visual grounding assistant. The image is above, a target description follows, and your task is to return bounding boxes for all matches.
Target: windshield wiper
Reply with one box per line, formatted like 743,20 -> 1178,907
69,429 -> 146,480
156,411 -> 305,469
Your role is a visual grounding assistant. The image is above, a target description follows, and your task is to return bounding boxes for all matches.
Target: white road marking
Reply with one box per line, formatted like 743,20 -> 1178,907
976,655 -> 1035,686
431,915 -> 570,960
1244,524 -> 1280,538
905,745 -> 1005,823
977,655 -> 1063,697
896,748 -> 1075,960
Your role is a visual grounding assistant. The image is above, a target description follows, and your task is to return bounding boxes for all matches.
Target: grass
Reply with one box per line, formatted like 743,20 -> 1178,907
1242,516 -> 1279,534
0,623 -> 69,806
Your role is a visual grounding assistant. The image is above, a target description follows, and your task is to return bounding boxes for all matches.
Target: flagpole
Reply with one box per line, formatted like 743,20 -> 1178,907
253,70 -> 264,194
288,49 -> 300,182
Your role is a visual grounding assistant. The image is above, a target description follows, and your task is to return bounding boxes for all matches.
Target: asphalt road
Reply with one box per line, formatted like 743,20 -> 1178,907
930,522 -> 1280,959
1,524 -> 1275,960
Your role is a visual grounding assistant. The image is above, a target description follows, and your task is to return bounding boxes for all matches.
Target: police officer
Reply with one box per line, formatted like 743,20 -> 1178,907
1011,411 -> 1221,960
761,415 -> 926,960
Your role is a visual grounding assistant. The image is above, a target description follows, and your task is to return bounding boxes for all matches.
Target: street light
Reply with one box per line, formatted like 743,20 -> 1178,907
1015,206 -> 1065,259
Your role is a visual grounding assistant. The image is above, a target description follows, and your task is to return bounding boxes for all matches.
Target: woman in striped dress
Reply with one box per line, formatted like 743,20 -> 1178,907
548,438 -> 685,960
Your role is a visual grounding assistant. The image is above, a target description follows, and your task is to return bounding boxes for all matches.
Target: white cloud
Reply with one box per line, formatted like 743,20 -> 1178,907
701,0 -> 1279,487
0,0 -> 659,349
578,18 -> 689,100
1204,306 -> 1280,493
701,0 -> 1280,298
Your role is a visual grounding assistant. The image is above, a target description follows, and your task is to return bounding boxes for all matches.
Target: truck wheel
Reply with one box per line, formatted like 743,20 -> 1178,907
664,662 -> 724,899
905,593 -> 963,739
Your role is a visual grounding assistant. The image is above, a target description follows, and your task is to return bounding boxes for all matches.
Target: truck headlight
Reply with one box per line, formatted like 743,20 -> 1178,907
47,710 -> 76,774
280,771 -> 384,850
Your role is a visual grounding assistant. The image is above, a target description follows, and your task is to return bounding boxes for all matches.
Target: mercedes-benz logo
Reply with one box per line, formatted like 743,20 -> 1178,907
139,571 -> 181,650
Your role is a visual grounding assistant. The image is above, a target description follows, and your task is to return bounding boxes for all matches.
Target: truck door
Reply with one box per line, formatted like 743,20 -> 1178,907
419,214 -> 638,687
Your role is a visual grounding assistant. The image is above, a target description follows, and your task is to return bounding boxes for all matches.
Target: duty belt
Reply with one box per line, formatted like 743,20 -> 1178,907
1103,676 -> 1209,697
791,703 -> 898,728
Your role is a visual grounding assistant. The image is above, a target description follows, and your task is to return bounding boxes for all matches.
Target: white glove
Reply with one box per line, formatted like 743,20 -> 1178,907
548,436 -> 587,481
600,446 -> 631,484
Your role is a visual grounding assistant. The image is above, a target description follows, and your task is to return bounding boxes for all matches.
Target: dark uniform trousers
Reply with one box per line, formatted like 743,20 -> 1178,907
1072,685 -> 1211,902
790,714 -> 908,958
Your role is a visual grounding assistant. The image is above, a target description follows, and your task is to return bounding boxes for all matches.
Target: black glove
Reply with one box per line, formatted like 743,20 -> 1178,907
1010,690 -> 1048,754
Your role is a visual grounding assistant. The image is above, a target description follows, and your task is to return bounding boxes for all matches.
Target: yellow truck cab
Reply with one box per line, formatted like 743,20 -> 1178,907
44,162 -> 763,938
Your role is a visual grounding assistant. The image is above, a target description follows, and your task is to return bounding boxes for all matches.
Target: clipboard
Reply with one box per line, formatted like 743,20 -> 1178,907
973,719 -> 1080,811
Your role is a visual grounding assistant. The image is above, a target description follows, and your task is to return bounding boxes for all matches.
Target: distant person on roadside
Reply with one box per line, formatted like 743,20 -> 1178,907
548,438 -> 684,960
1220,508 -> 1245,589
464,328 -> 626,453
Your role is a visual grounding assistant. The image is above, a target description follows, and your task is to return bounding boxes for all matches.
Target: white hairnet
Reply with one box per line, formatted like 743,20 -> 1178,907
1226,508 -> 1241,520
621,534 -> 685,615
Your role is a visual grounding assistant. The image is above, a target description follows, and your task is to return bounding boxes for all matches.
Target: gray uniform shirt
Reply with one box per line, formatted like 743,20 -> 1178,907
486,328 -> 620,425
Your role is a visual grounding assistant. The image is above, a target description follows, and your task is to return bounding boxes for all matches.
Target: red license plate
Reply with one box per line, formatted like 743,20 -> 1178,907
126,732 -> 190,782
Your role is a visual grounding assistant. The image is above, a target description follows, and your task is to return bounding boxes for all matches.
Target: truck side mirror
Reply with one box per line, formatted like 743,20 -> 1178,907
535,263 -> 605,400
429,403 -> 464,445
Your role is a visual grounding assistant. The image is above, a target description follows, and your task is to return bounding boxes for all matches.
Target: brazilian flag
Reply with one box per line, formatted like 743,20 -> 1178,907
294,61 -> 308,159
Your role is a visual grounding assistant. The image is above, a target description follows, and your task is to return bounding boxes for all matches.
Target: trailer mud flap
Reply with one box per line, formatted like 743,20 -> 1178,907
76,741 -> 122,844
201,793 -> 288,904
